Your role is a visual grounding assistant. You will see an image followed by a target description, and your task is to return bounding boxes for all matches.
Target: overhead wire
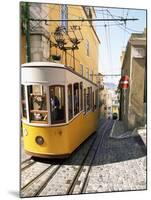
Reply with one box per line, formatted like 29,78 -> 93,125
102,8 -> 110,83
27,3 -> 142,76
123,9 -> 126,46
106,9 -> 131,34
29,4 -> 141,34
106,9 -> 113,81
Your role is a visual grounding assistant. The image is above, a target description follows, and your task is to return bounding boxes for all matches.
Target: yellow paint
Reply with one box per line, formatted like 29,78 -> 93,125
22,109 -> 99,156
21,32 -> 26,64
48,4 -> 100,84
21,4 -> 100,83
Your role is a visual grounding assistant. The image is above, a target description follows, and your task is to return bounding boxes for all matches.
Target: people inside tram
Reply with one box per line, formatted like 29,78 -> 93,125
74,90 -> 79,115
50,90 -> 60,121
51,95 -> 60,109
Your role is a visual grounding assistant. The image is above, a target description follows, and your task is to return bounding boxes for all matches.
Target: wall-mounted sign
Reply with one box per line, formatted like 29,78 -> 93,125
132,47 -> 145,58
120,75 -> 129,89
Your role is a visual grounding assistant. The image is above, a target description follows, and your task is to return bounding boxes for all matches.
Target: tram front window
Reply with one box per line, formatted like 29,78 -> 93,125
28,85 -> 48,123
49,86 -> 65,124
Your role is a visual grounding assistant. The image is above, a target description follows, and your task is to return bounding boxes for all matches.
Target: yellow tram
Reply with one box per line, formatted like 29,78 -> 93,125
21,62 -> 99,158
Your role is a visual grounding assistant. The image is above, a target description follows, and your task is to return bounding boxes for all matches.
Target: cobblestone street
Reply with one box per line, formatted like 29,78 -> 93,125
85,121 -> 147,193
21,120 -> 147,197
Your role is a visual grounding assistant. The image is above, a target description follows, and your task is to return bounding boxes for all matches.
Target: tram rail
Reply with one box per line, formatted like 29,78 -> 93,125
21,120 -> 113,197
21,159 -> 35,171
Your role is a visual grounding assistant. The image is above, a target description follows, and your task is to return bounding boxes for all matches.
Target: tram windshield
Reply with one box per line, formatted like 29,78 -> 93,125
27,85 -> 48,123
21,85 -> 27,119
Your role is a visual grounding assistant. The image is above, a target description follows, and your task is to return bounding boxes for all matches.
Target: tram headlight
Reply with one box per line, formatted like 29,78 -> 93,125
35,136 -> 44,145
23,128 -> 28,136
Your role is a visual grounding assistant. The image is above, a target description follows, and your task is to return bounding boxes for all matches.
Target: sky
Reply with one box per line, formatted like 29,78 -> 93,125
94,7 -> 146,85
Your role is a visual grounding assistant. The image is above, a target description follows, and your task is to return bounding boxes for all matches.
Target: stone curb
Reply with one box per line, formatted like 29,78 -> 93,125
134,127 -> 147,146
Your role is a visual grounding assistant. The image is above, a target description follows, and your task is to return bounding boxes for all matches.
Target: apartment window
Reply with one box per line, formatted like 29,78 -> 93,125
108,106 -> 111,111
86,68 -> 89,79
80,64 -> 84,76
61,5 -> 68,31
90,70 -> 93,81
85,39 -> 90,56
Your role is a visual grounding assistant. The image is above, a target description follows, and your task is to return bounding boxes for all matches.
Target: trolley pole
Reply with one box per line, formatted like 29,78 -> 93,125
25,2 -> 31,62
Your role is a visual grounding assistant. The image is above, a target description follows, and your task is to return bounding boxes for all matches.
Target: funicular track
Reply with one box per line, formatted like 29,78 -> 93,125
20,120 -> 113,197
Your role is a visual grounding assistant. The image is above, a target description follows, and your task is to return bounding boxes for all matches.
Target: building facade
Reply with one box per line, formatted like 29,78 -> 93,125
120,29 -> 146,129
21,2 -> 100,85
112,91 -> 120,118
100,88 -> 113,119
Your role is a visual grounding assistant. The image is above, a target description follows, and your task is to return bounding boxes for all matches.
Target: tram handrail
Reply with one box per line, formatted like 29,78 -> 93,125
30,110 -> 48,114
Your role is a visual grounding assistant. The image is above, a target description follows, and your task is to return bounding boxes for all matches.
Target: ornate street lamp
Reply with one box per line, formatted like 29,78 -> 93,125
54,27 -> 66,49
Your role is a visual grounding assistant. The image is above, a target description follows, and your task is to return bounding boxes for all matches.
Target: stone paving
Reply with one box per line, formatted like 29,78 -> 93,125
85,120 -> 147,193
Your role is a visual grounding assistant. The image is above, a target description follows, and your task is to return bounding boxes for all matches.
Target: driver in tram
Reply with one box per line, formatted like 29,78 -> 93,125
50,91 -> 60,121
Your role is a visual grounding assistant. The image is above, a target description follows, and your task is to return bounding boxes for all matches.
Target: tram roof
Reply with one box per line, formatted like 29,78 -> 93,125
21,62 -> 65,68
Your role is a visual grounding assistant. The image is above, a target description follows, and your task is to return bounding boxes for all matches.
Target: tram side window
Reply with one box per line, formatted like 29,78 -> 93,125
68,84 -> 73,120
74,83 -> 79,115
87,87 -> 91,111
50,86 -> 65,124
95,89 -> 98,108
21,85 -> 27,118
92,91 -> 95,111
90,87 -> 92,110
84,88 -> 86,114
80,82 -> 83,111
28,85 -> 48,123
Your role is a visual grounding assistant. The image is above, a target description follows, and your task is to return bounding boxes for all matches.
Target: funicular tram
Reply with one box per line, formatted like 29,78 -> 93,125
21,62 -> 99,158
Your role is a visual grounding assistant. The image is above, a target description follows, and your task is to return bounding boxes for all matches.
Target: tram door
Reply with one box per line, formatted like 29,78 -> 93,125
49,86 -> 66,124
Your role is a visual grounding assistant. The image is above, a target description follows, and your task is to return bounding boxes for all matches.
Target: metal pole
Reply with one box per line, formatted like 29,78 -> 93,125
25,2 -> 31,62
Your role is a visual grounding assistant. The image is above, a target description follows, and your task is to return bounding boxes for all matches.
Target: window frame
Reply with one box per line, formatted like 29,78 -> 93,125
95,89 -> 99,109
87,87 -> 91,112
80,82 -> 83,111
27,85 -> 48,124
79,64 -> 84,76
60,4 -> 68,31
21,85 -> 28,119
83,88 -> 87,114
73,82 -> 80,116
67,84 -> 73,121
49,85 -> 66,124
